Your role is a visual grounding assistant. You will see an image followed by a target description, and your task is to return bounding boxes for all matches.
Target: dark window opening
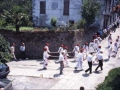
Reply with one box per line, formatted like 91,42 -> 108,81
63,0 -> 70,15
40,1 -> 46,14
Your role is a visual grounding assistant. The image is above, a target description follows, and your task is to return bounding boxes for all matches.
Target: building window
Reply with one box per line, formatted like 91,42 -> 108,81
63,0 -> 70,15
40,1 -> 46,14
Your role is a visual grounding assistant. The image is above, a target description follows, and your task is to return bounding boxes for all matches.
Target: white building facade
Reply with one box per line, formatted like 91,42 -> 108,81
32,0 -> 118,29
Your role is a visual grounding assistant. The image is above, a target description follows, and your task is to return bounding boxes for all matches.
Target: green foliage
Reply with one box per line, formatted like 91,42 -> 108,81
77,19 -> 86,29
81,0 -> 100,28
50,17 -> 57,27
0,0 -> 32,32
0,34 -> 12,63
96,68 -> 120,90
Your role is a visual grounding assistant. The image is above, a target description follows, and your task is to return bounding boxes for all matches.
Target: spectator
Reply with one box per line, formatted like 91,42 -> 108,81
20,43 -> 26,60
11,43 -> 17,60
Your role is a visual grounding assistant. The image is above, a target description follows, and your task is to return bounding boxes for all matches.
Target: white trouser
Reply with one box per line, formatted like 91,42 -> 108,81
11,52 -> 16,60
43,59 -> 48,68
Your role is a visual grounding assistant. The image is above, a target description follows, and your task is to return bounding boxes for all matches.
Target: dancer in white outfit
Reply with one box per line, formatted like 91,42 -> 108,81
63,46 -> 69,66
94,36 -> 99,52
58,44 -> 64,55
44,43 -> 50,53
113,39 -> 119,57
75,49 -> 84,70
108,42 -> 113,59
108,34 -> 112,48
83,42 -> 89,59
117,36 -> 120,46
43,48 -> 51,69
89,40 -> 95,53
73,44 -> 80,61
97,35 -> 102,45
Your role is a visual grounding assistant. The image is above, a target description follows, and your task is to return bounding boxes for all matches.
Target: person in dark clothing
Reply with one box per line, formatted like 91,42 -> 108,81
113,23 -> 117,32
85,52 -> 93,74
20,43 -> 26,60
95,51 -> 103,72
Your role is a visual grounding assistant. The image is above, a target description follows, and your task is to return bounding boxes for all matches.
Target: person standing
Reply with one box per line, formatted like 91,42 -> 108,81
45,43 -> 50,53
11,43 -> 17,60
43,47 -> 50,69
59,51 -> 65,75
95,51 -> 103,72
94,35 -> 99,52
75,49 -> 84,70
63,46 -> 69,66
108,34 -> 112,48
113,39 -> 119,57
117,36 -> 120,46
85,52 -> 93,74
83,42 -> 89,59
20,43 -> 26,60
73,44 -> 80,61
97,35 -> 102,45
108,42 -> 113,59
89,40 -> 95,53
58,44 -> 64,55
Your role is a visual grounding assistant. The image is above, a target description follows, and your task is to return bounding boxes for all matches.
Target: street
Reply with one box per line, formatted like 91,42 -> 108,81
7,28 -> 120,90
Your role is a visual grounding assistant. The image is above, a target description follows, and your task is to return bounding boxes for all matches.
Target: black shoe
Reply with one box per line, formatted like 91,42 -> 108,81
74,67 -> 77,70
43,67 -> 47,70
89,72 -> 92,74
60,73 -> 63,75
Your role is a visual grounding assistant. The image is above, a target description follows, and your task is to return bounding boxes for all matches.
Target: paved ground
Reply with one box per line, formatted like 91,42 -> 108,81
7,28 -> 120,89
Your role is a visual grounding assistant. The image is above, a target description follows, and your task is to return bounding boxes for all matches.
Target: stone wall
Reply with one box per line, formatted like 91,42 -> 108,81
0,29 -> 96,59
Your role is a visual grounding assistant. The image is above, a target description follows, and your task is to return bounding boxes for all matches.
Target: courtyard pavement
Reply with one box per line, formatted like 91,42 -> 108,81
7,28 -> 120,90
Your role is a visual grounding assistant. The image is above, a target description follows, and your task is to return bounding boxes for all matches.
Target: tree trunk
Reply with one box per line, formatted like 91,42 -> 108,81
15,25 -> 20,32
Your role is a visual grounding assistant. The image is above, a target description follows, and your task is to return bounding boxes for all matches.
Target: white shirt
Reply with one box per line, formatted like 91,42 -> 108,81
97,53 -> 103,60
108,44 -> 112,51
114,42 -> 119,48
94,38 -> 99,44
11,46 -> 15,53
83,45 -> 88,51
87,54 -> 92,62
20,46 -> 25,51
59,54 -> 64,61
58,47 -> 64,54
103,29 -> 107,33
89,42 -> 94,47
73,46 -> 79,52
43,51 -> 50,61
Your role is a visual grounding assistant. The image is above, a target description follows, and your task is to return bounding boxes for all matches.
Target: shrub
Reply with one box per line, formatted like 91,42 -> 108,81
96,68 -> 120,90
77,19 -> 86,29
50,17 -> 57,27
0,34 -> 12,63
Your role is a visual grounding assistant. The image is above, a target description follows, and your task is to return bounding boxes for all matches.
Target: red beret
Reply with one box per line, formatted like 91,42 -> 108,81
98,46 -> 101,48
46,43 -> 49,46
76,44 -> 80,46
65,46 -> 68,49
85,42 -> 88,45
61,44 -> 64,47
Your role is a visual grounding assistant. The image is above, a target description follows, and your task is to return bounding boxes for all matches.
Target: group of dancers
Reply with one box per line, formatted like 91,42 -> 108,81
43,30 -> 120,75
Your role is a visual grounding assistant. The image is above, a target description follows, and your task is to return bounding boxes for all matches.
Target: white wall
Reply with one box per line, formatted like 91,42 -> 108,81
32,0 -> 82,26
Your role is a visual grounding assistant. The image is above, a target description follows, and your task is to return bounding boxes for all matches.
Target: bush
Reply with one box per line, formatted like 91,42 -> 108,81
77,19 -> 86,29
0,34 -> 12,63
96,68 -> 120,90
50,17 -> 57,27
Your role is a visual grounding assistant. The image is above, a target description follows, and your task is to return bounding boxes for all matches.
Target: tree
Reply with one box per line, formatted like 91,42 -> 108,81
0,34 -> 12,63
1,6 -> 32,32
0,0 -> 32,32
81,0 -> 100,28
